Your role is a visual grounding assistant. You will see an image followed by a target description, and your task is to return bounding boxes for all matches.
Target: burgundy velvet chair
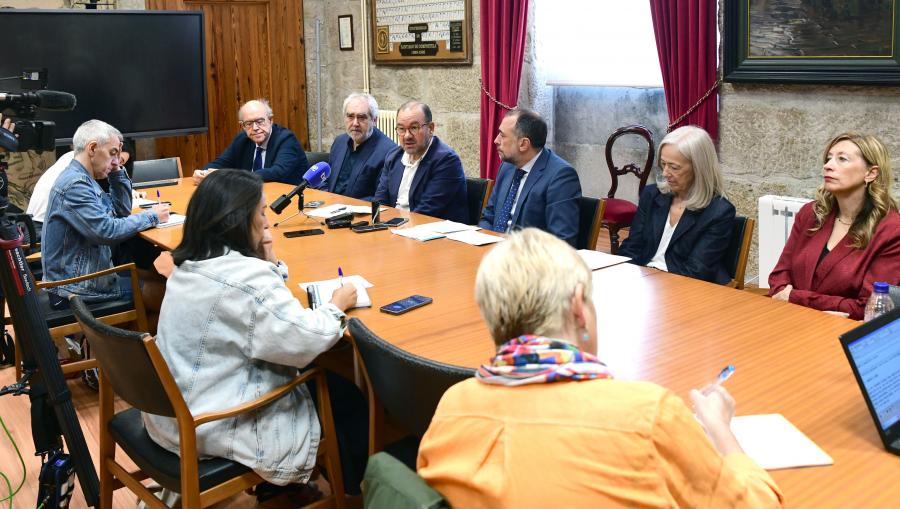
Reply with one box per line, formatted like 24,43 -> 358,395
602,125 -> 654,254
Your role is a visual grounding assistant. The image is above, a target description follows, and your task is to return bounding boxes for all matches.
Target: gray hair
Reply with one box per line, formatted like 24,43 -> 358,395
72,119 -> 121,154
238,98 -> 273,120
657,125 -> 726,210
475,228 -> 593,345
343,92 -> 380,121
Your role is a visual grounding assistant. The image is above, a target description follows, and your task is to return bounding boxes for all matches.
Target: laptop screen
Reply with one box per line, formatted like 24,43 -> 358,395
845,313 -> 900,431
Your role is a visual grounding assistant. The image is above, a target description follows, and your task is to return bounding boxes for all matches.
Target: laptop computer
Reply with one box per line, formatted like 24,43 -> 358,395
839,307 -> 900,456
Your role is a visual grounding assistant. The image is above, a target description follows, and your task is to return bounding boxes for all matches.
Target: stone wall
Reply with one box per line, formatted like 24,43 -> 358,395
303,0 -> 482,176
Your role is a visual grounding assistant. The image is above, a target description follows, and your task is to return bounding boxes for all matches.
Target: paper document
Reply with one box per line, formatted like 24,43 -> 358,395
577,250 -> 631,270
299,275 -> 374,309
730,414 -> 833,470
390,226 -> 446,242
156,214 -> 186,229
418,220 -> 480,234
446,230 -> 504,246
133,197 -> 155,208
307,204 -> 384,218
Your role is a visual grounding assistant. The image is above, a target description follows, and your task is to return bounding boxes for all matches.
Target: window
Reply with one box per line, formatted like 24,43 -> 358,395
537,0 -> 664,87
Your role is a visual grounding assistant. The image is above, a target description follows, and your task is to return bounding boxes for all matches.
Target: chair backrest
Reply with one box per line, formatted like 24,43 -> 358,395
70,296 -> 176,417
132,157 -> 183,183
363,452 -> 449,509
306,151 -> 330,167
890,285 -> 900,308
576,196 -> 606,250
725,216 -> 755,290
348,318 -> 475,438
465,177 -> 493,226
605,125 -> 654,199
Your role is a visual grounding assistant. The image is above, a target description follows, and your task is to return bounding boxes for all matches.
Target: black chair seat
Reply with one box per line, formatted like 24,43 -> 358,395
38,290 -> 134,329
108,408 -> 251,493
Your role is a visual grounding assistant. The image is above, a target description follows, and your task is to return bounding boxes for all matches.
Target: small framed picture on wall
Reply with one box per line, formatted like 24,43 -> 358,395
339,14 -> 353,51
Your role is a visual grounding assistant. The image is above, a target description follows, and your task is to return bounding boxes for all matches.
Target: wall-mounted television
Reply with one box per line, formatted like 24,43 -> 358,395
0,9 -> 207,144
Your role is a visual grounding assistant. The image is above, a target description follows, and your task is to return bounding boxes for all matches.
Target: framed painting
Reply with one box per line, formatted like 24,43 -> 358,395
724,0 -> 900,84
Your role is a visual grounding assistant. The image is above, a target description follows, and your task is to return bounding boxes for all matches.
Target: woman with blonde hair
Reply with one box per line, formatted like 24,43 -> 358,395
618,125 -> 736,283
417,228 -> 783,508
769,133 -> 900,319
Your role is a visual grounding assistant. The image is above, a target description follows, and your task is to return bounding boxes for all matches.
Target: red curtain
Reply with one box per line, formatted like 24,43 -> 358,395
649,0 -> 719,140
479,0 -> 530,179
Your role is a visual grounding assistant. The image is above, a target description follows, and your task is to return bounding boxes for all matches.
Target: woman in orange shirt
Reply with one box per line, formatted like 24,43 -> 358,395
417,228 -> 783,508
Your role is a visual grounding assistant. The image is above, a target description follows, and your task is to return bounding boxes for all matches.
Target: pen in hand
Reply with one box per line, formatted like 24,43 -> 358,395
703,365 -> 735,395
338,266 -> 344,287
156,189 -> 161,206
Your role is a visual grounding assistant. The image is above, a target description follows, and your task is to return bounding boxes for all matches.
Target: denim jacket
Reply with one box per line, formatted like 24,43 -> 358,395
41,160 -> 157,301
143,251 -> 347,485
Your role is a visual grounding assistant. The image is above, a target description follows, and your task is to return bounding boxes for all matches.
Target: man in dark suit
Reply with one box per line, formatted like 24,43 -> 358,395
373,101 -> 467,223
326,93 -> 397,199
193,98 -> 308,185
479,109 -> 581,246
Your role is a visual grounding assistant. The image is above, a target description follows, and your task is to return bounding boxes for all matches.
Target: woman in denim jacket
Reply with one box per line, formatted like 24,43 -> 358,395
142,170 -> 357,491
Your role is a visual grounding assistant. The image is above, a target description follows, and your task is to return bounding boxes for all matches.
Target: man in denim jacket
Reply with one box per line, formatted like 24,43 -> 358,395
41,119 -> 170,306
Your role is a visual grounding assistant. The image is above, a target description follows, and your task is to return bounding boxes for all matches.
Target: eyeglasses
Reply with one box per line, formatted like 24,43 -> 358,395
395,124 -> 426,136
239,117 -> 270,130
345,113 -> 370,123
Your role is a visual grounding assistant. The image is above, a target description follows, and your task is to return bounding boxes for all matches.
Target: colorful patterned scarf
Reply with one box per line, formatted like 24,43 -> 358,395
477,335 -> 613,386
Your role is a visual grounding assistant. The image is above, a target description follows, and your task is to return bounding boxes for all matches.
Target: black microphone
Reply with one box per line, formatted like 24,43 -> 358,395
270,162 -> 331,214
0,90 -> 77,111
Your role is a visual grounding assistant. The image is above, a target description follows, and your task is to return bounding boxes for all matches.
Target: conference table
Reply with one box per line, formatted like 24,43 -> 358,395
139,179 -> 896,507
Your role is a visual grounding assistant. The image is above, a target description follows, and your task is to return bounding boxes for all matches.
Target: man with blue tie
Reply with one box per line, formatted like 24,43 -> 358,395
326,93 -> 397,199
373,101 -> 467,222
193,99 -> 308,185
479,109 -> 581,246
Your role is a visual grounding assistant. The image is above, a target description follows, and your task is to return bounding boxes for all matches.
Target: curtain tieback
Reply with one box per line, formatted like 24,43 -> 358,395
668,77 -> 722,132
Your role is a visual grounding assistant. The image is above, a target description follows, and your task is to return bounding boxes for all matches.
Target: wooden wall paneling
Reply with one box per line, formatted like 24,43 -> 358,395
148,0 -> 309,172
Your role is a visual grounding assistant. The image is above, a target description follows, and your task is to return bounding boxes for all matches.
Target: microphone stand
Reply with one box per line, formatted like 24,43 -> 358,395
273,190 -> 324,228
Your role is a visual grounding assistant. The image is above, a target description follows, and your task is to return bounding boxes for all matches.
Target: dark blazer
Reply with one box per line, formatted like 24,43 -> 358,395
373,136 -> 467,223
619,184 -> 735,284
326,128 -> 397,199
204,123 -> 308,185
768,203 -> 900,320
479,149 -> 582,247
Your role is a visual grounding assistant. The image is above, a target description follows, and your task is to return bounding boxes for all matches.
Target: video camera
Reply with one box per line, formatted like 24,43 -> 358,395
0,69 -> 76,152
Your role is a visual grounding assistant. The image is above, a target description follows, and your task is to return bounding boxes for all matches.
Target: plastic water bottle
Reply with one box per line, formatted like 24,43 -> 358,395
864,282 -> 895,322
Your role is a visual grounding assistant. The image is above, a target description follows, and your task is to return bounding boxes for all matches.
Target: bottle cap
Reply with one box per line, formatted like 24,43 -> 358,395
873,281 -> 890,293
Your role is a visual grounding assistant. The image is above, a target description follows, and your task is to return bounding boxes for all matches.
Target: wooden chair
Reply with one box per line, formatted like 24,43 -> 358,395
8,262 -> 148,380
307,151 -> 330,167
70,296 -> 347,509
348,318 -> 475,470
602,125 -> 654,253
576,197 -> 606,250
725,216 -> 755,290
464,177 -> 493,226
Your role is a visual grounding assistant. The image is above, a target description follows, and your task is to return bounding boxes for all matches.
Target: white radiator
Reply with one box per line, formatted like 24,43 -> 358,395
377,109 -> 400,145
758,195 -> 813,288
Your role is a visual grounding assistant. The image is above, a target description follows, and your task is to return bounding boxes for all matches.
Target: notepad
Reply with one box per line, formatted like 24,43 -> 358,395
155,213 -> 186,228
133,197 -> 156,208
446,230 -> 504,246
730,414 -> 833,470
299,275 -> 374,309
577,250 -> 631,270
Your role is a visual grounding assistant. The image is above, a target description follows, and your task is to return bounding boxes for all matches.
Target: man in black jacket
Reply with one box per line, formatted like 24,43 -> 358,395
193,99 -> 308,185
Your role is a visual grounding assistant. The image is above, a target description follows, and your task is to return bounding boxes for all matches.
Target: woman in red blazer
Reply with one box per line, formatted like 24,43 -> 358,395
769,133 -> 900,319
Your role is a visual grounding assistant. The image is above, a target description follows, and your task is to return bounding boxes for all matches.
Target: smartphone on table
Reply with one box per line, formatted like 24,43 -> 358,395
380,295 -> 433,315
382,217 -> 409,227
284,228 -> 325,238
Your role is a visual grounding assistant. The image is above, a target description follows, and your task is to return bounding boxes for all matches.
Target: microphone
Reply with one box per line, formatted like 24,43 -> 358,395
270,162 -> 331,214
0,90 -> 77,111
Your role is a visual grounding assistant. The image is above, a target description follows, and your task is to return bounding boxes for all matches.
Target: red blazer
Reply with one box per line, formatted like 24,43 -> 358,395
769,203 -> 900,319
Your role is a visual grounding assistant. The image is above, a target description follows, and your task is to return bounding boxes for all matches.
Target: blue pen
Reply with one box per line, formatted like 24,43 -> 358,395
713,365 -> 735,387
156,189 -> 161,206
338,266 -> 344,287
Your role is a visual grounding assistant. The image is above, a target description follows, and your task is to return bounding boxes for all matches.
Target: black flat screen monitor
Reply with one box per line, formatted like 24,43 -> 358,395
0,9 -> 207,143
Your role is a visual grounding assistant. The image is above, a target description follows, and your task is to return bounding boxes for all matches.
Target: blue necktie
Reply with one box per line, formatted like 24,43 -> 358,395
252,146 -> 263,172
494,168 -> 526,232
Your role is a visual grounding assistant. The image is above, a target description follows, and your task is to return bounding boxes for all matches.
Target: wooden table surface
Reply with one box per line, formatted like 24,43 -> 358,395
140,179 -> 898,507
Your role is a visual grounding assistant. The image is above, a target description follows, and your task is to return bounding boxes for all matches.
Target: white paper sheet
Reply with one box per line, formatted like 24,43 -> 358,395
446,230 -> 504,246
389,226 -> 446,242
299,275 -> 374,308
577,249 -> 632,270
418,220 -> 480,234
155,213 -> 186,229
730,414 -> 833,470
133,197 -> 155,208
